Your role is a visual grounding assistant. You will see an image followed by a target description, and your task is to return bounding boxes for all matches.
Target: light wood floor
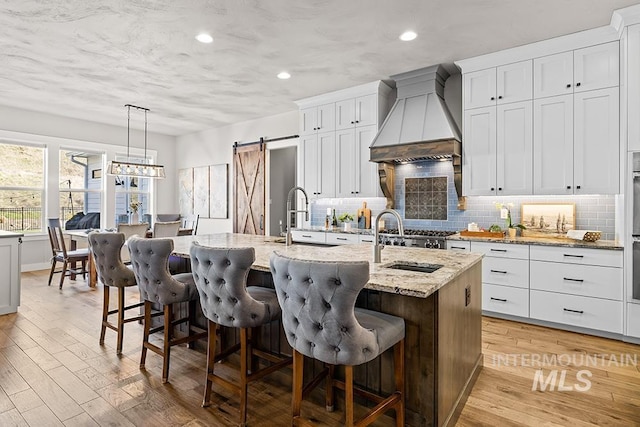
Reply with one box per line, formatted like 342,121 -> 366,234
0,271 -> 639,426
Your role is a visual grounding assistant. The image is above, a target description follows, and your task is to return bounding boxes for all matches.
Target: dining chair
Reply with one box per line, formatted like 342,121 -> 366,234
153,220 -> 181,238
181,214 -> 199,235
190,243 -> 291,426
46,218 -> 90,289
127,236 -> 206,383
156,214 -> 181,222
270,252 -> 405,427
116,223 -> 149,263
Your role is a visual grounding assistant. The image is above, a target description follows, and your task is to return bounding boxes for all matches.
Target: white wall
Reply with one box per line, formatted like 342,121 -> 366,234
177,110 -> 298,234
0,105 -> 178,270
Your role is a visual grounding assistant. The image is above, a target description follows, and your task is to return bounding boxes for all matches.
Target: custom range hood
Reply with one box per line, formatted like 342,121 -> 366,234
370,64 -> 466,209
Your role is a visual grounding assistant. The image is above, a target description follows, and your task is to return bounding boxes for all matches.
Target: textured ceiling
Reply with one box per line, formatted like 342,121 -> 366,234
0,0 -> 637,136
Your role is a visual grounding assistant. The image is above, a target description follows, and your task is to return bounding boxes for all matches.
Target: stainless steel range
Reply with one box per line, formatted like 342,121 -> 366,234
378,229 -> 456,249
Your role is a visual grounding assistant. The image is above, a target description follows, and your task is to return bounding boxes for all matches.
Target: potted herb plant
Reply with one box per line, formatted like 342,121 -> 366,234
338,213 -> 355,231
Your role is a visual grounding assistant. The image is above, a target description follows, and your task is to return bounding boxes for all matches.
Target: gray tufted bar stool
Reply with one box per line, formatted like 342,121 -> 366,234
270,252 -> 405,427
190,243 -> 292,427
88,232 -> 155,355
127,236 -> 207,383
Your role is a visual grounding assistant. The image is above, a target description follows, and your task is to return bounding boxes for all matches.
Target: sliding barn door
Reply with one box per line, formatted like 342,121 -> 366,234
234,144 -> 265,235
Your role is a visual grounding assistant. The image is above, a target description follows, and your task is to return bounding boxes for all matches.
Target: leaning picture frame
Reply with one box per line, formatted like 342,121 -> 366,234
520,203 -> 576,238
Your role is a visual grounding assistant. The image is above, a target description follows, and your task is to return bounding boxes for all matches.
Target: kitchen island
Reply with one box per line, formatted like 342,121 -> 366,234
171,233 -> 483,427
0,230 -> 22,315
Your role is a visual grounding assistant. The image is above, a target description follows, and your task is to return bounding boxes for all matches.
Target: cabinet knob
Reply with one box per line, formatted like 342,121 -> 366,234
355,120 -> 359,123
566,84 -> 571,88
490,97 -> 495,101
498,96 -> 503,99
576,185 -> 581,190
566,186 -> 571,189
490,187 -> 495,191
498,187 -> 502,191
350,121 -> 354,124
576,82 -> 581,87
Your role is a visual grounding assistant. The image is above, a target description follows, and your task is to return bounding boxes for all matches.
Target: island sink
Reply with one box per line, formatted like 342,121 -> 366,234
385,262 -> 443,273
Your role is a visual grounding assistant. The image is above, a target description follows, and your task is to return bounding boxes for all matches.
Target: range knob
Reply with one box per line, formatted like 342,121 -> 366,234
384,239 -> 392,245
433,241 -> 441,249
400,241 -> 406,247
392,239 -> 399,246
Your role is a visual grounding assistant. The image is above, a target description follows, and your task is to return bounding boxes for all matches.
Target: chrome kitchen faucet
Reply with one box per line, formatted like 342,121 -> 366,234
373,209 -> 404,263
285,186 -> 309,246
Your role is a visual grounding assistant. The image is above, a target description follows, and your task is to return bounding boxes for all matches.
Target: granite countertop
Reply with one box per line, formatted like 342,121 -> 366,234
0,230 -> 24,238
447,233 -> 623,250
292,227 -> 373,235
171,233 -> 483,299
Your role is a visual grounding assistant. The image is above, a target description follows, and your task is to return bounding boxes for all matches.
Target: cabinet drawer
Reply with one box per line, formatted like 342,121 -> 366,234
358,235 -> 376,244
291,230 -> 326,244
470,242 -> 529,259
483,258 -> 529,288
326,233 -> 359,245
529,246 -> 622,267
530,261 -> 622,300
483,284 -> 529,317
627,303 -> 640,338
446,240 -> 471,252
530,290 -> 623,334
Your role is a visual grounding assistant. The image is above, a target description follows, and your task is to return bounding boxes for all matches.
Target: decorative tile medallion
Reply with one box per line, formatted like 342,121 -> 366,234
404,177 -> 448,220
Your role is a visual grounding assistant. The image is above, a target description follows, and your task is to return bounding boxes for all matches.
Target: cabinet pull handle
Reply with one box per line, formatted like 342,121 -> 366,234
337,237 -> 348,241
490,297 -> 507,302
563,277 -> 584,283
566,83 -> 571,88
361,239 -> 373,243
490,97 -> 495,101
490,269 -> 507,274
302,235 -> 312,238
576,82 -> 581,87
576,185 -> 581,190
566,185 -> 571,189
563,308 -> 584,314
498,95 -> 503,99
451,246 -> 466,250
490,249 -> 507,252
563,254 -> 584,258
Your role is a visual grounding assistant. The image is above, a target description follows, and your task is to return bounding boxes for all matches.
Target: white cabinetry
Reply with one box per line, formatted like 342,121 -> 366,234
529,246 -> 623,334
533,41 -> 619,98
463,60 -> 532,109
0,234 -> 21,315
291,230 -> 327,245
300,103 -> 335,135
296,82 -> 392,199
628,24 -> 640,151
446,240 -> 471,251
301,132 -> 336,198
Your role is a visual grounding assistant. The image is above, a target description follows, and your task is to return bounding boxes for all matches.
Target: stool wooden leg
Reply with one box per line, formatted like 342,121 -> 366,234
202,320 -> 218,407
345,365 -> 354,427
48,258 -> 56,286
239,328 -> 248,427
162,304 -> 173,383
59,260 -> 67,289
249,327 -> 259,374
292,350 -> 304,424
99,286 -> 110,345
187,300 -> 196,349
140,301 -> 151,369
325,364 -> 335,411
394,339 -> 405,427
116,287 -> 125,355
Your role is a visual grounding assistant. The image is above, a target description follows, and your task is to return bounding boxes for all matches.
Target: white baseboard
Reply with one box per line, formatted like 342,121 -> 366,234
22,262 -> 51,272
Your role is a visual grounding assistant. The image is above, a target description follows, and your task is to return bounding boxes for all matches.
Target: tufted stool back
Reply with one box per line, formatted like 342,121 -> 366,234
270,251 -> 383,366
127,236 -> 198,305
190,243 -> 280,328
88,232 -> 136,288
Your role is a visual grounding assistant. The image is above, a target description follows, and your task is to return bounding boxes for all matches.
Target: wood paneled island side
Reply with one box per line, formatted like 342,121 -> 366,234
169,234 -> 483,426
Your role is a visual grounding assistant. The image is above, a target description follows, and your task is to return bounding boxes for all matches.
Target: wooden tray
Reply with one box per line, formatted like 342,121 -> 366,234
459,230 -> 505,238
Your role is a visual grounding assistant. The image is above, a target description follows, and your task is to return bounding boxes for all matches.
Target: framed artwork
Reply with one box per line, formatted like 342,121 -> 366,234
91,169 -> 102,179
193,166 -> 209,216
178,168 -> 194,215
520,203 -> 575,238
209,164 -> 228,218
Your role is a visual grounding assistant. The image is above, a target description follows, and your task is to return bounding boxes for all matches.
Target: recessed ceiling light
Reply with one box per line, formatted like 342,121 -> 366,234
277,71 -> 291,80
196,33 -> 213,43
400,31 -> 417,41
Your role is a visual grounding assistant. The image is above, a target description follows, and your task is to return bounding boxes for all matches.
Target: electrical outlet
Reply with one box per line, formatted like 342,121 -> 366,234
465,286 -> 471,307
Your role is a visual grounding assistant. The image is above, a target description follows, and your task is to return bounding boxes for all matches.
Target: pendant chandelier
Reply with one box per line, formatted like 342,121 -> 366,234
107,104 -> 166,178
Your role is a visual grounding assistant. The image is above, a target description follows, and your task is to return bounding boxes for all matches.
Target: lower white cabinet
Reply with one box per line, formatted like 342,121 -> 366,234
446,240 -> 471,251
627,303 -> 640,338
0,234 -> 22,315
483,284 -> 529,318
530,290 -> 623,334
326,233 -> 359,245
483,257 -> 529,288
358,235 -> 375,244
291,230 -> 326,244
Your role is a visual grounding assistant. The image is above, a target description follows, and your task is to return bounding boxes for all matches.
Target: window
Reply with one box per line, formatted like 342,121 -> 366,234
59,149 -> 104,226
114,155 -> 152,225
0,142 -> 45,233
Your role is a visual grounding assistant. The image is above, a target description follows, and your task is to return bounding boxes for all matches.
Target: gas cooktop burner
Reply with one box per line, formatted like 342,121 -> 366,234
382,229 -> 457,237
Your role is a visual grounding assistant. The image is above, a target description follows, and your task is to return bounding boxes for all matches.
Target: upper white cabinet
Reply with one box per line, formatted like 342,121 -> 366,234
534,41 -> 619,98
463,107 -> 496,195
464,60 -> 532,109
300,103 -> 335,135
335,94 -> 377,130
296,82 -> 392,199
628,24 -> 640,152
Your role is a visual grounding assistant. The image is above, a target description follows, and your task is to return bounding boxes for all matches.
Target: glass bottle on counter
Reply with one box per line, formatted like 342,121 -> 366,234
331,209 -> 338,229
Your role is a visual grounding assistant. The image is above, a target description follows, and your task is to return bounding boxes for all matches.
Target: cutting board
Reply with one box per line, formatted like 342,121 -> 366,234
357,202 -> 371,229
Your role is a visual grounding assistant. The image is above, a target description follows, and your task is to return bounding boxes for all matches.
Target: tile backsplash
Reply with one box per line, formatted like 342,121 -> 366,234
308,160 -> 617,240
